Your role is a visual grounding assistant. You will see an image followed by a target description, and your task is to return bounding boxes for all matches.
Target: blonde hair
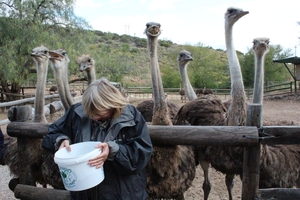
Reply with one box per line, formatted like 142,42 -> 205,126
82,77 -> 128,119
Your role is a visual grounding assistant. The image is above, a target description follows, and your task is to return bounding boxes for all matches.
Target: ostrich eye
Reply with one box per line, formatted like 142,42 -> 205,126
43,50 -> 48,54
88,59 -> 91,62
62,52 -> 67,56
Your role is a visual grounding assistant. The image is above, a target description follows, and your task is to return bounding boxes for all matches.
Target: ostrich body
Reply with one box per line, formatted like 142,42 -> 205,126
136,99 -> 179,123
144,22 -> 196,200
49,49 -> 74,110
49,85 -> 58,94
195,88 -> 203,97
77,54 -> 96,85
3,46 -> 51,189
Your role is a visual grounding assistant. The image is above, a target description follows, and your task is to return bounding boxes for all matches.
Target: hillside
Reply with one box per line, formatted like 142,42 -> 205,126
73,30 -> 232,89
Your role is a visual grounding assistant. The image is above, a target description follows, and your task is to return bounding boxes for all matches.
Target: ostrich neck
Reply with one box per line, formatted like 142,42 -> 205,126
253,54 -> 266,104
225,23 -> 246,126
33,60 -> 48,122
54,68 -> 70,111
87,67 -> 96,85
179,66 -> 197,100
225,26 -> 244,84
62,64 -> 74,108
148,37 -> 165,104
148,36 -> 172,125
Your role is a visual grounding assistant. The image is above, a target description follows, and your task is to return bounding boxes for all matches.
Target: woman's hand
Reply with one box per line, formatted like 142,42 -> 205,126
59,139 -> 71,151
88,142 -> 109,169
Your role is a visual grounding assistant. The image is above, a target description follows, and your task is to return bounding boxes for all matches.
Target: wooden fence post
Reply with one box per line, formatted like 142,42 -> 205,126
242,103 -> 261,200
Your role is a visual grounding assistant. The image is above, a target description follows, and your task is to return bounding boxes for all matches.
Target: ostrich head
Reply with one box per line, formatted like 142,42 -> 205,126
145,22 -> 161,37
177,50 -> 193,66
252,37 -> 270,56
31,45 -> 50,64
49,49 -> 70,69
225,7 -> 249,26
77,54 -> 95,73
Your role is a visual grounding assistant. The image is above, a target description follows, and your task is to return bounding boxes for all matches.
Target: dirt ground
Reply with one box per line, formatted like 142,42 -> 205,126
1,95 -> 300,200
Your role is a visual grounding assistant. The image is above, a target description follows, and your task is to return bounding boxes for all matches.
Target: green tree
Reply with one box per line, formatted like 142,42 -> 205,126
0,0 -> 93,99
242,44 -> 293,88
184,44 -> 230,89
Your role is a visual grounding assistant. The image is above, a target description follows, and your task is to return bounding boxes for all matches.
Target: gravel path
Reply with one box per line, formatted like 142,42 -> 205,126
0,165 -> 17,200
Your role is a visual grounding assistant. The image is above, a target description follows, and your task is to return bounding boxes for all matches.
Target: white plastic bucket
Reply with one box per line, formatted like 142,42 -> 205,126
54,141 -> 105,191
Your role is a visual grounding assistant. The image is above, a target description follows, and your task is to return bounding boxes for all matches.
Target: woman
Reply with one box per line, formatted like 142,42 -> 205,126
42,78 -> 153,200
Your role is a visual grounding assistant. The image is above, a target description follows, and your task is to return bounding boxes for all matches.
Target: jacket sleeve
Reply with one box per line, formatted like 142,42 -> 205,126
42,105 -> 77,154
111,107 -> 153,175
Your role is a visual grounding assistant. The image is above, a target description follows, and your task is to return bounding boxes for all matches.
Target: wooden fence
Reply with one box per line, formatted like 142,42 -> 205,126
0,81 -> 297,199
4,103 -> 300,200
126,82 -> 293,100
0,81 -> 294,104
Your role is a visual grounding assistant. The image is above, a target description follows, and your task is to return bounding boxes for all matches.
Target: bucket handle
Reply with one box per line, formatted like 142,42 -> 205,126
74,148 -> 102,164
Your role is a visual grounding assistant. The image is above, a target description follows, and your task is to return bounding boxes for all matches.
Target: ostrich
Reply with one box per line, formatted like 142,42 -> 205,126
175,50 -> 227,200
177,50 -> 196,100
195,88 -> 203,97
179,88 -> 186,103
252,38 -> 269,105
39,49 -> 77,190
77,54 -> 96,85
251,37 -> 300,189
2,46 -> 51,189
76,54 -> 128,97
49,49 -> 74,111
76,54 -> 96,94
203,8 -> 249,200
224,7 -> 248,127
203,87 -> 213,95
175,8 -> 249,200
49,85 -> 58,94
3,47 -> 71,191
144,22 -> 196,200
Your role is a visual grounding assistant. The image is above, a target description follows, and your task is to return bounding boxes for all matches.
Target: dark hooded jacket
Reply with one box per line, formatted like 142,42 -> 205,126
42,103 -> 152,200
0,128 -> 3,159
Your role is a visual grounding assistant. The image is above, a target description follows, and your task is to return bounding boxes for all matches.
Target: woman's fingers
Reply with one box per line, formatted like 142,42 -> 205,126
59,140 -> 71,151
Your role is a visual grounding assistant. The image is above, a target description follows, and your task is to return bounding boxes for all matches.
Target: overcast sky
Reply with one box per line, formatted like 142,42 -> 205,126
74,0 -> 300,56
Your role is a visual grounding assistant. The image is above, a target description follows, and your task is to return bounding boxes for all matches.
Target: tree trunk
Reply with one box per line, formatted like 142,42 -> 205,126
1,80 -> 22,101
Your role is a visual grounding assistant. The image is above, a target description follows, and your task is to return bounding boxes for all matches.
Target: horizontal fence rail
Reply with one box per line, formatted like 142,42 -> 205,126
7,122 -> 259,147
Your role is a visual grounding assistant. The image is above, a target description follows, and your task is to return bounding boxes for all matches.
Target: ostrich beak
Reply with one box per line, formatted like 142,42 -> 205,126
49,51 -> 63,61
